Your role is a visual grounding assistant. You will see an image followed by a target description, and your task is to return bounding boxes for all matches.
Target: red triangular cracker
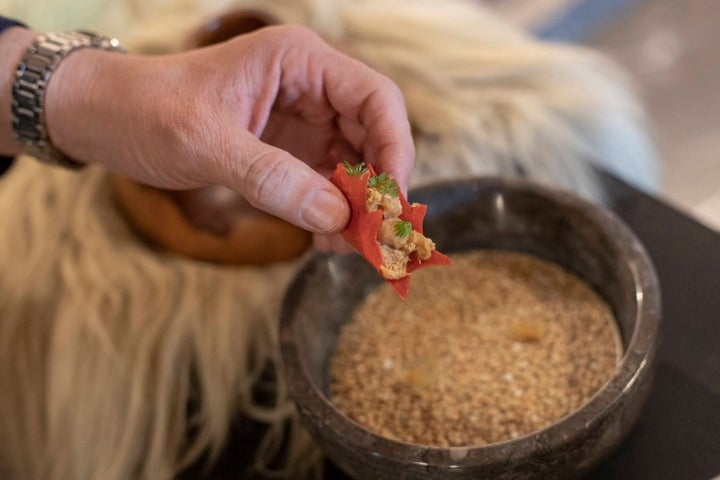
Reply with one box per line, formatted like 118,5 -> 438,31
330,163 -> 450,299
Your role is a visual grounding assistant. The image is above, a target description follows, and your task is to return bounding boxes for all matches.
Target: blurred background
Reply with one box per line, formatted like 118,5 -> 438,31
3,0 -> 718,230
493,0 -> 720,231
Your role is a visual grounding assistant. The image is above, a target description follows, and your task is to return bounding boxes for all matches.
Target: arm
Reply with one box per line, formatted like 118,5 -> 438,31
0,25 -> 35,156
0,24 -> 415,247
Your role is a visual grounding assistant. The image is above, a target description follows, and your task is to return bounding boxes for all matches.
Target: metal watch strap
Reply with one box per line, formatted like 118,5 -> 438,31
11,31 -> 124,169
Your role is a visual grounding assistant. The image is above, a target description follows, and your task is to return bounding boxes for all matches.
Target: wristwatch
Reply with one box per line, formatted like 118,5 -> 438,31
11,31 -> 124,169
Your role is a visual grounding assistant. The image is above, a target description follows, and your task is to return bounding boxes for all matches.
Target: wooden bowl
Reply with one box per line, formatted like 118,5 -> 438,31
112,176 -> 311,264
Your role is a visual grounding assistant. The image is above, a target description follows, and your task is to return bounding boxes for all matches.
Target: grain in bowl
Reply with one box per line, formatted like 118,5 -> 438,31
331,250 -> 622,447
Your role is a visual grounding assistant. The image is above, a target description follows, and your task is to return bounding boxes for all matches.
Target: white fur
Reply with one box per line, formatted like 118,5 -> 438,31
240,0 -> 658,200
3,0 -> 658,198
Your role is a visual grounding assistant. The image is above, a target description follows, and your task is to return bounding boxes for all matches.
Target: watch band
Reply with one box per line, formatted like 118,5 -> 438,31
11,31 -> 124,169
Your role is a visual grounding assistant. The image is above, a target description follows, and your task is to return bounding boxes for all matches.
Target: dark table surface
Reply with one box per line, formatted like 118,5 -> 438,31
193,171 -> 720,480
583,171 -> 720,480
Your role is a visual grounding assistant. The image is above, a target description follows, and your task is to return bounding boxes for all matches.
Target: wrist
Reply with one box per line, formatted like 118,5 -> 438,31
44,47 -> 117,165
0,27 -> 36,156
4,31 -> 124,168
44,47 -> 201,188
44,49 -> 170,171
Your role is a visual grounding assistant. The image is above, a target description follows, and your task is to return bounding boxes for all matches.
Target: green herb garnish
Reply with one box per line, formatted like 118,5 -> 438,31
394,220 -> 413,238
343,161 -> 368,176
368,172 -> 399,197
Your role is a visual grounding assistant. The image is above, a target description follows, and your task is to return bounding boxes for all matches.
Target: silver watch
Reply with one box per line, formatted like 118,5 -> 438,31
11,31 -> 124,169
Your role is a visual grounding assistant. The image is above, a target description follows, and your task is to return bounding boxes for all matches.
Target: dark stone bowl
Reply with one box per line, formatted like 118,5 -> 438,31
279,177 -> 660,480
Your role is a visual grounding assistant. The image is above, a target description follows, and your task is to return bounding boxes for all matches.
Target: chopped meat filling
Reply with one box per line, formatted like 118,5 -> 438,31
366,188 -> 402,218
408,230 -> 435,260
377,218 -> 409,250
379,245 -> 409,280
331,162 -> 450,298
367,186 -> 436,279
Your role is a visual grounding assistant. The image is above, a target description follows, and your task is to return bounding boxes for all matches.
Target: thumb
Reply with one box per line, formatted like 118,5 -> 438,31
225,136 -> 349,234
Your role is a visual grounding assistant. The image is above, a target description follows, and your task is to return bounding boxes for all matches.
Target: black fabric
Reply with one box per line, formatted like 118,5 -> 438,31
0,16 -> 26,33
0,156 -> 13,176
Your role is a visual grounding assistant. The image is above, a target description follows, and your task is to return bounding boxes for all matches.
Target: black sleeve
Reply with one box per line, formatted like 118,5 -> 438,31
0,16 -> 28,176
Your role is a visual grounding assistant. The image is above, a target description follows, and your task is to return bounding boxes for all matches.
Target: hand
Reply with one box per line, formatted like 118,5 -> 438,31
44,25 -> 416,253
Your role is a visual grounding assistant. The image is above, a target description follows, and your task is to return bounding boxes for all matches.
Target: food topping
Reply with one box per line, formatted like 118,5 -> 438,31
330,162 -> 450,298
365,175 -> 438,280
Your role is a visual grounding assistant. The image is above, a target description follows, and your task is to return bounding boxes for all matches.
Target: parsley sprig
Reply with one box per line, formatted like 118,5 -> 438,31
368,172 -> 399,197
394,220 -> 413,238
343,161 -> 368,176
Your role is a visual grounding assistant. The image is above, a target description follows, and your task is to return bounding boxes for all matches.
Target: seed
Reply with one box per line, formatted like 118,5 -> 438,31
331,250 -> 621,447
509,320 -> 546,342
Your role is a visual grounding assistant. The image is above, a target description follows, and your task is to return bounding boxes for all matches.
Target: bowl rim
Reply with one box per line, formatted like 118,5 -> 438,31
280,176 -> 661,469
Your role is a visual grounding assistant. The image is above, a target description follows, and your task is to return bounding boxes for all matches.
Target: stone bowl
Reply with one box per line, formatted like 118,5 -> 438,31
279,177 -> 660,480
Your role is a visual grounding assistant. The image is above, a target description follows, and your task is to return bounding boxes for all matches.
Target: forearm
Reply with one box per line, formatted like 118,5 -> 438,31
0,26 -> 36,156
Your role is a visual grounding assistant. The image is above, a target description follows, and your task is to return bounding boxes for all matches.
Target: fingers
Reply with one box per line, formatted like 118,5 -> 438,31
320,53 -> 415,193
187,25 -> 414,242
219,133 -> 350,234
274,25 -> 414,189
327,136 -> 363,170
336,117 -> 367,153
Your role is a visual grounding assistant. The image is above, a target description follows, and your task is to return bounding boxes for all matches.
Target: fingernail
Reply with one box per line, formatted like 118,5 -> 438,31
300,188 -> 346,233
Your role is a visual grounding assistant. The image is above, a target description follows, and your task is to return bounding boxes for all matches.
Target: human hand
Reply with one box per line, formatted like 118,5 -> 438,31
44,25 -> 415,253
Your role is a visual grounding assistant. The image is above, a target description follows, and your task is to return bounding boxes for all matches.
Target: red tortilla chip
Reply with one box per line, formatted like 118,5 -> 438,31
330,163 -> 450,299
